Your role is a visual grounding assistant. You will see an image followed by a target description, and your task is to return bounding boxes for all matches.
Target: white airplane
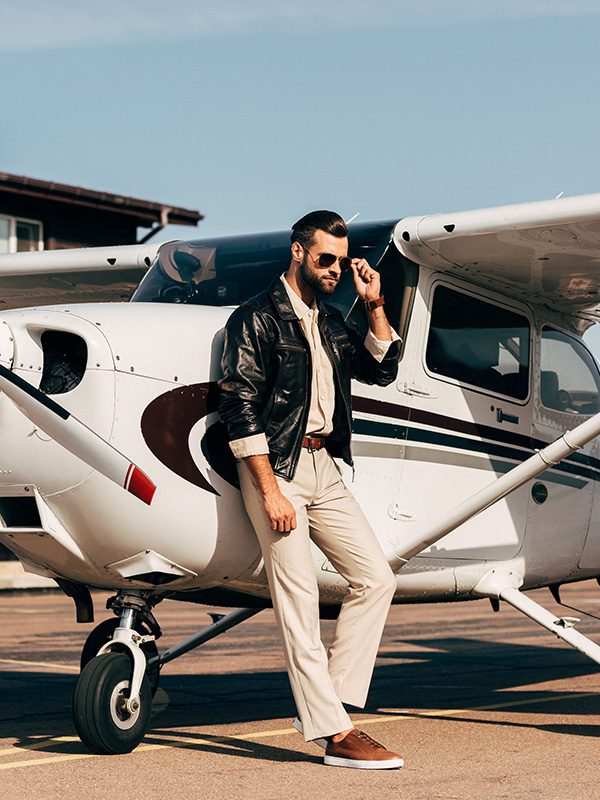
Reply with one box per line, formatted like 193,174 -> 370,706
1,193 -> 600,755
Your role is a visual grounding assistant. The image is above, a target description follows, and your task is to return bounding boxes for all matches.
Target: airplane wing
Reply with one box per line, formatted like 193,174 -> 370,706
0,242 -> 169,309
395,193 -> 600,328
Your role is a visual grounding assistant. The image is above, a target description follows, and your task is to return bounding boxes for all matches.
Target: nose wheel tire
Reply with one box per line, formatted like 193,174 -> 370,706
80,618 -> 160,695
73,652 -> 152,754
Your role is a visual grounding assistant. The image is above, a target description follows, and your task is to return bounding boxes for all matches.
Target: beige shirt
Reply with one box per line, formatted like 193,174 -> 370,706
229,275 -> 400,459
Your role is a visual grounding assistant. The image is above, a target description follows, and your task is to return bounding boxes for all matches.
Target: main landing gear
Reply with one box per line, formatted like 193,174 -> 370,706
72,590 -> 261,754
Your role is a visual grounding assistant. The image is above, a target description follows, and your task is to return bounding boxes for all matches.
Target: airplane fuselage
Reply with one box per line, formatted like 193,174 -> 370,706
1,220 -> 599,605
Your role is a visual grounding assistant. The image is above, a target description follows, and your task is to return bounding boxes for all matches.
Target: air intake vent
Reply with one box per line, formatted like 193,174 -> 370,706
0,497 -> 42,528
127,571 -> 182,586
39,331 -> 87,395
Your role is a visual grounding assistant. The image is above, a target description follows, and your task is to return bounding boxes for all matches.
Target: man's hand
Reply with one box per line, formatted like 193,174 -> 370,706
243,453 -> 297,533
351,259 -> 381,303
262,487 -> 297,533
350,258 -> 393,341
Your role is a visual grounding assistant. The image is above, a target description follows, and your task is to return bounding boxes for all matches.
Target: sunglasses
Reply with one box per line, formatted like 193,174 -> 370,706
303,247 -> 353,273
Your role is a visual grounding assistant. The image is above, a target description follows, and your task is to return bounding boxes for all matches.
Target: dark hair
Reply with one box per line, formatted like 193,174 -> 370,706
291,210 -> 348,249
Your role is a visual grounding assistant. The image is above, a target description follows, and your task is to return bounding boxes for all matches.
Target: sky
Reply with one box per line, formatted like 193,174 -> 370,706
3,0 -> 600,352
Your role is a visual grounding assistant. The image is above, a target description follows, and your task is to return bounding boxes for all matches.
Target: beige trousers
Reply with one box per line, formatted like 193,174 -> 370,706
237,447 -> 396,741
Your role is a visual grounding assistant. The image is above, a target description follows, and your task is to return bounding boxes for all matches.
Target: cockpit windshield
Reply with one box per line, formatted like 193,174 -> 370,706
131,221 -> 398,326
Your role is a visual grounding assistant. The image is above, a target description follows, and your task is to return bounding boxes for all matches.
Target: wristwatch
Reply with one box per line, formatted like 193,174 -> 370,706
364,296 -> 385,312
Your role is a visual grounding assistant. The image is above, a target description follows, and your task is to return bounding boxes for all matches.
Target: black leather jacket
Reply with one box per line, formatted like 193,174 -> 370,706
218,277 -> 401,480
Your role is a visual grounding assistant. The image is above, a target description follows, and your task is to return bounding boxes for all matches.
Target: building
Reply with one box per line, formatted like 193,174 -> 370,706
0,171 -> 202,253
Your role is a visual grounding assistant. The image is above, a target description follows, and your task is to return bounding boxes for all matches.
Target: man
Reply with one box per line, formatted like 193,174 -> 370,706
218,210 -> 403,769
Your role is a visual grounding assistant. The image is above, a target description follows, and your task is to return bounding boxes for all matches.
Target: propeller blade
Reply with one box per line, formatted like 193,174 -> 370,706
0,363 -> 156,505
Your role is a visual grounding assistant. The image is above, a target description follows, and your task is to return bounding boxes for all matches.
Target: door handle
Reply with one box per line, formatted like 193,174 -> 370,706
497,408 -> 519,424
397,381 -> 434,397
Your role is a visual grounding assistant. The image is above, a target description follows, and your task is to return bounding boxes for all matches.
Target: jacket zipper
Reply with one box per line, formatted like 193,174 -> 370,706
318,317 -> 355,475
290,321 -> 312,476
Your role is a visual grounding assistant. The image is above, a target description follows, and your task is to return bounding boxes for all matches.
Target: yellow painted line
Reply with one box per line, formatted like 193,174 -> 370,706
147,731 -> 292,748
0,736 -> 79,758
0,744 -> 164,770
368,690 -> 600,722
0,754 -> 91,770
0,731 -> 286,764
0,743 -> 165,770
0,689 -> 597,771
0,658 -> 78,672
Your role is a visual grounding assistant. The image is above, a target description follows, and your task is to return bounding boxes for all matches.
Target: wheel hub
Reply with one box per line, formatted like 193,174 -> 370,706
110,680 -> 140,730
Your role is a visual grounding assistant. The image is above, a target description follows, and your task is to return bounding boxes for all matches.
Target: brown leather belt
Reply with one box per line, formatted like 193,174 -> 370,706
302,435 -> 328,452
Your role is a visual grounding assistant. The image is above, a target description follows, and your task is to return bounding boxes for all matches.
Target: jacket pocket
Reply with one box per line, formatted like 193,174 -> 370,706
273,341 -> 309,370
329,334 -> 353,362
274,341 -> 308,353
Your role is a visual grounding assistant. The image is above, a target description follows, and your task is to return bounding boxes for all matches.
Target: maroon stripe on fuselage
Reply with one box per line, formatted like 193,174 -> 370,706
351,394 -> 600,471
351,395 -> 533,449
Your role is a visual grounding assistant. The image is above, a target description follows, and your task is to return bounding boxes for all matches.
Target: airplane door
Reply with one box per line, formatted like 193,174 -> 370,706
528,327 -> 599,572
396,278 -> 534,561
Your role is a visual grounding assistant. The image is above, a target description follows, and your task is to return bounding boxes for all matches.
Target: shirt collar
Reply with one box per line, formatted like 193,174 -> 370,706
280,274 -> 317,321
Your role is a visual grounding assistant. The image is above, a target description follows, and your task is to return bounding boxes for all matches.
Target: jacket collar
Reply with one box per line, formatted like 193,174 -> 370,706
267,276 -> 328,321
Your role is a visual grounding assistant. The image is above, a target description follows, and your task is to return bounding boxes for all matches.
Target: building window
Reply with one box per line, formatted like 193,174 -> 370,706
426,285 -> 530,399
0,218 -> 9,254
0,215 -> 43,253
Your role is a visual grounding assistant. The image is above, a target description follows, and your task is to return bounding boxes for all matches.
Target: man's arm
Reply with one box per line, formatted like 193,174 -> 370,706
218,306 -> 297,533
366,304 -> 394,342
218,305 -> 273,440
242,454 -> 297,533
345,260 -> 401,386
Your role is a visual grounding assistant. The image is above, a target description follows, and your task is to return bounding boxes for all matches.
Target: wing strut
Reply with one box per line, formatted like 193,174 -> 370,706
472,569 -> 600,667
387,409 -> 600,571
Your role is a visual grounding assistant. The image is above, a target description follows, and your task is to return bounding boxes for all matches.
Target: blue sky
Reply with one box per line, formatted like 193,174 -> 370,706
3,1 -> 600,351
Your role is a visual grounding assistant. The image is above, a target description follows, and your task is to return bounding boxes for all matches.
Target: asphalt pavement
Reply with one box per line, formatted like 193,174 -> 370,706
1,581 -> 600,800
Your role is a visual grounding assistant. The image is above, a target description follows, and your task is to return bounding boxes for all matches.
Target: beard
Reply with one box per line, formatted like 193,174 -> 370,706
299,255 -> 339,296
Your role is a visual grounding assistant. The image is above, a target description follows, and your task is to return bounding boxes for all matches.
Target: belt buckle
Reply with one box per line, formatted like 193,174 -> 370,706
306,436 -> 316,453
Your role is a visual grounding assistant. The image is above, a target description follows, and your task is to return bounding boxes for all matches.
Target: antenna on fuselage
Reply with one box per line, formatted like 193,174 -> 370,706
345,212 -> 360,224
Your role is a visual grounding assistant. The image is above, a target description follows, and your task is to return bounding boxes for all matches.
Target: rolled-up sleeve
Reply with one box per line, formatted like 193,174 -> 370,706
363,327 -> 402,363
229,432 -> 270,459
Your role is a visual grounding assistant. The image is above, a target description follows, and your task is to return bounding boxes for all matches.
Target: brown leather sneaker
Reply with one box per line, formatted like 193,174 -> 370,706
324,728 -> 404,769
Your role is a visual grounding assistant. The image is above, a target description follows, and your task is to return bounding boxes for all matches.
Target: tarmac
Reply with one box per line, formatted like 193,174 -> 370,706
1,580 -> 600,800
0,561 -> 55,590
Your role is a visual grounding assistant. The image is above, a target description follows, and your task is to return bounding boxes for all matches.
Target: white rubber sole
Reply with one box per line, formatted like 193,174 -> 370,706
292,717 -> 328,750
324,754 -> 405,770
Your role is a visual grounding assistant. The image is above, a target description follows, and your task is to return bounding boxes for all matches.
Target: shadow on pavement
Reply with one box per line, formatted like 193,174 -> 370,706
1,635 -> 599,756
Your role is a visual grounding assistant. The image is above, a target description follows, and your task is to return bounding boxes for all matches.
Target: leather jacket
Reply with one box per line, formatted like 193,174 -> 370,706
218,277 -> 400,480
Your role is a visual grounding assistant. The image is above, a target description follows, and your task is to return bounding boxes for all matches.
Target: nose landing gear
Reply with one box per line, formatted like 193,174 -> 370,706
72,592 -> 263,755
73,652 -> 152,754
73,591 -> 160,754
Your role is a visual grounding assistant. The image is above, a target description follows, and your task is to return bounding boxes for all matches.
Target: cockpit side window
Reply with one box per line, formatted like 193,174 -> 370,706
540,327 -> 600,415
426,285 -> 530,400
131,239 -> 288,307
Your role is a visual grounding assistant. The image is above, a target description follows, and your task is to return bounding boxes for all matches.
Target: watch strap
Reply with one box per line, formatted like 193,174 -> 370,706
364,296 -> 385,312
